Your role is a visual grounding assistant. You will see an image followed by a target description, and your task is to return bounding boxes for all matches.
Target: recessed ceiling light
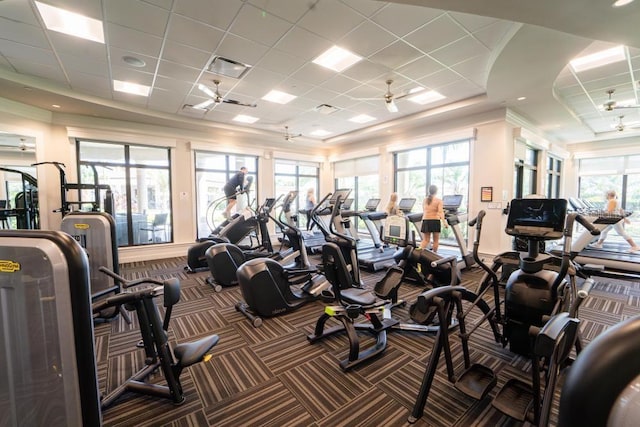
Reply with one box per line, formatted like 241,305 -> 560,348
113,80 -> 151,97
123,55 -> 146,68
349,114 -> 376,124
310,129 -> 332,137
312,45 -> 362,72
613,0 -> 635,7
407,90 -> 446,105
232,114 -> 259,124
570,45 -> 626,72
517,96 -> 526,101
51,104 -> 60,108
35,1 -> 104,44
262,89 -> 296,104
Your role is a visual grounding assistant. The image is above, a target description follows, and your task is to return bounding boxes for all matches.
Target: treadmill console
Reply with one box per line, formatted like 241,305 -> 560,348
365,198 -> 381,211
329,188 -> 352,207
341,198 -> 354,210
398,198 -> 416,213
505,198 -> 567,240
383,214 -> 408,246
442,194 -> 463,212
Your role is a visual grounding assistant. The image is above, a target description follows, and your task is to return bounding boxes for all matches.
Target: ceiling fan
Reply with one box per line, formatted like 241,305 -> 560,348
611,115 -> 640,132
284,126 -> 302,141
0,138 -> 35,152
192,79 -> 257,110
352,79 -> 414,113
603,89 -> 640,111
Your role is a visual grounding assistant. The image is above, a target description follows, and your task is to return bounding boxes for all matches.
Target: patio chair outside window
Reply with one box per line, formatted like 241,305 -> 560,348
140,212 -> 168,243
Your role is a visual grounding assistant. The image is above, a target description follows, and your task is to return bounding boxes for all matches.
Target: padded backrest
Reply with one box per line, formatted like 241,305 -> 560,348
321,242 -> 354,304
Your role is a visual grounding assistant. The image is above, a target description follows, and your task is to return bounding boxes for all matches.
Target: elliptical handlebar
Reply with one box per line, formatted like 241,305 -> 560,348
99,266 -> 165,288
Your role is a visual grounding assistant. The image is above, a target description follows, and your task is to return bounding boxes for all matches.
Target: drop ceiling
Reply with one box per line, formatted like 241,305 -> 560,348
1,0 -> 640,146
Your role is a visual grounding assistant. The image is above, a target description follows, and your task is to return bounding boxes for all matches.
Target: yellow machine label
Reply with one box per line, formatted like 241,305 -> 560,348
74,223 -> 90,230
0,260 -> 21,273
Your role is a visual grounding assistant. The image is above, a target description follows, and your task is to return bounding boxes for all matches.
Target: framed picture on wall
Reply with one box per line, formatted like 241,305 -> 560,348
481,186 -> 493,202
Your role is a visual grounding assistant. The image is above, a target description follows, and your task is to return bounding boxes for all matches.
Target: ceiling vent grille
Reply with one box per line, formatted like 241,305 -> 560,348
208,56 -> 251,79
315,104 -> 339,115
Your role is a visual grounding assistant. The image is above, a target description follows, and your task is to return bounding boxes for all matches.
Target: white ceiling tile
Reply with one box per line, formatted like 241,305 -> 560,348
248,0 -> 313,23
430,36 -> 489,67
0,57 -> 13,69
142,0 -> 174,10
161,40 -> 210,69
111,65 -> 154,86
0,0 -> 40,26
371,3 -> 443,38
437,79 -> 484,100
473,21 -> 516,50
296,0 -> 366,42
156,61 -> 201,83
275,26 -> 331,61
404,15 -> 468,54
105,0 -> 170,37
174,0 -> 243,29
68,71 -> 113,98
345,83 -> 382,99
254,49 -> 306,77
58,53 -> 109,77
0,18 -> 49,49
339,0 -> 387,17
147,87 -> 185,113
229,4 -> 293,46
450,53 -> 491,87
276,77 -> 317,98
106,23 -> 163,57
109,47 -> 159,75
9,58 -> 68,85
341,60 -> 391,84
112,91 -> 149,105
368,40 -> 423,70
321,74 -> 361,95
397,57 -> 444,81
0,39 -> 58,67
166,15 -> 225,52
214,33 -> 270,67
338,21 -> 397,59
48,32 -> 108,62
233,67 -> 287,94
303,86 -> 342,103
289,63 -> 334,86
419,68 -> 461,90
448,12 -> 501,33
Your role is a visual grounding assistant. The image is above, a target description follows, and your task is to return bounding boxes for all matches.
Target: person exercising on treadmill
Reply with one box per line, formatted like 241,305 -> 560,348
592,190 -> 639,252
222,167 -> 248,219
419,185 -> 448,252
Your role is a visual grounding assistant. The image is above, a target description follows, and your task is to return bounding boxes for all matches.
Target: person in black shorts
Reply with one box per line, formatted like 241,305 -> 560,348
222,167 -> 248,219
419,185 -> 448,252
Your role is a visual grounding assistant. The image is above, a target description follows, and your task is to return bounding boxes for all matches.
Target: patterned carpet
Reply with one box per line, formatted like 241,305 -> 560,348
95,255 -> 640,427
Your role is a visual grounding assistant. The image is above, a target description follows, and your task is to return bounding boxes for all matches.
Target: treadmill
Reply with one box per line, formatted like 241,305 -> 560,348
358,197 -> 416,271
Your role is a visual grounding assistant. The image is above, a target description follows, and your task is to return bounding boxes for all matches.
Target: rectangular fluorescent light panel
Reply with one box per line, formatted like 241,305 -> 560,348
349,114 -> 376,124
570,45 -> 626,72
310,129 -> 331,137
408,90 -> 445,105
313,45 -> 362,72
208,56 -> 251,79
262,90 -> 297,104
113,80 -> 151,97
233,114 -> 259,124
35,1 -> 104,43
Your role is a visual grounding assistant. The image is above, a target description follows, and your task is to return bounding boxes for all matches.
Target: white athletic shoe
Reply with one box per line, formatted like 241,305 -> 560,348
629,246 -> 640,253
591,243 -> 603,249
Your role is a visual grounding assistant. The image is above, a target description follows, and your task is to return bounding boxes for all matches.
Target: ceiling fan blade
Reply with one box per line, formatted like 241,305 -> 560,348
222,98 -> 257,108
198,83 -> 217,99
386,99 -> 398,113
191,99 -> 215,110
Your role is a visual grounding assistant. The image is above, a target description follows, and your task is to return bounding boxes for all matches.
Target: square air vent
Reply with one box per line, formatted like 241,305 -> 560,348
315,104 -> 340,115
208,56 -> 251,79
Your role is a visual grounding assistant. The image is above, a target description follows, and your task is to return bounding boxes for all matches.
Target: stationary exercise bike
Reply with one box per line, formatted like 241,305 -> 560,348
95,267 -> 219,408
408,198 -> 599,426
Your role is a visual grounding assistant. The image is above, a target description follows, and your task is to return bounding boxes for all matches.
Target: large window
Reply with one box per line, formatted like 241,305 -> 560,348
395,140 -> 470,244
195,152 -> 257,239
514,144 -> 539,198
274,160 -> 319,216
77,140 -> 171,247
546,156 -> 562,198
334,156 -> 380,232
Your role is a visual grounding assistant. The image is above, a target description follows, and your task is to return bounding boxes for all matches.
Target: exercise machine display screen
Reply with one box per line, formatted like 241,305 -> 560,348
329,188 -> 352,206
442,194 -> 463,211
364,198 -> 381,211
399,198 -> 416,212
383,215 -> 408,246
505,198 -> 567,240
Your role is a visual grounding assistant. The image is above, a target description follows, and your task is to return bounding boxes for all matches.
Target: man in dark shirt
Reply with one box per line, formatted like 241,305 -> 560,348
222,167 -> 248,219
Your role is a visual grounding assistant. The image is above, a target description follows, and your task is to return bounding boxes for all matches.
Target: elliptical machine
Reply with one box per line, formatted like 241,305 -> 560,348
408,198 -> 599,426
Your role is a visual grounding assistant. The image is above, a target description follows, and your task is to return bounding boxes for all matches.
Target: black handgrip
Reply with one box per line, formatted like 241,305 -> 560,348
430,255 -> 457,268
575,214 -> 601,236
99,266 -> 165,288
469,210 -> 486,227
